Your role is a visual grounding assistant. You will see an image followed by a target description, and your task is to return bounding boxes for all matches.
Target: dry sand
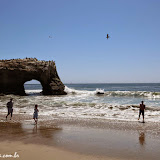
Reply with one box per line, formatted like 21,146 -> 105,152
0,141 -> 119,160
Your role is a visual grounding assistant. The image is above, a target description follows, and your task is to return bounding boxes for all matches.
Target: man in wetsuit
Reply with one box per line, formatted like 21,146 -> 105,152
138,101 -> 145,122
6,98 -> 13,120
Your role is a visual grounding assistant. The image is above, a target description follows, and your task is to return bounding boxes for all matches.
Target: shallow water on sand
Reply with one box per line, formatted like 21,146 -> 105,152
0,119 -> 160,160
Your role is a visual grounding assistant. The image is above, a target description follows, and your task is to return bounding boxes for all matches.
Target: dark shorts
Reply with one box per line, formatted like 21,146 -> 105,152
8,108 -> 13,114
33,112 -> 38,119
139,109 -> 144,116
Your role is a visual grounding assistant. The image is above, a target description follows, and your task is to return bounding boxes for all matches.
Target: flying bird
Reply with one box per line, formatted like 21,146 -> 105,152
106,34 -> 110,39
49,36 -> 52,38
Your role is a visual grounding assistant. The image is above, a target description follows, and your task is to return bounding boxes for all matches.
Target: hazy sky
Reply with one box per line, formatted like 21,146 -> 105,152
0,0 -> 160,83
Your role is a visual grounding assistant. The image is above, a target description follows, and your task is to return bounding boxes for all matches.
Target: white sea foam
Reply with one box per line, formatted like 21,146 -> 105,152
25,89 -> 42,96
25,89 -> 42,94
64,86 -> 160,99
64,86 -> 94,95
96,88 -> 104,94
0,86 -> 160,122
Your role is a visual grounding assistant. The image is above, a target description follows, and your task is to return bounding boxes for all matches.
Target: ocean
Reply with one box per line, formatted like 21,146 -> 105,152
1,83 -> 160,122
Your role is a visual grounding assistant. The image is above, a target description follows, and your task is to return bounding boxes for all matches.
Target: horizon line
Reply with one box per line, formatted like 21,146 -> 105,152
25,82 -> 160,85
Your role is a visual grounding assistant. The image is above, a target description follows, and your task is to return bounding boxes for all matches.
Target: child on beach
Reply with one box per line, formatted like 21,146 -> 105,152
33,104 -> 39,124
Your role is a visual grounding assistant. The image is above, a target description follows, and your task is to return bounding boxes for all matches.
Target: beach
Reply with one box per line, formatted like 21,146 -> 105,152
1,0 -> 160,159
1,83 -> 160,159
0,141 -> 113,160
0,114 -> 160,160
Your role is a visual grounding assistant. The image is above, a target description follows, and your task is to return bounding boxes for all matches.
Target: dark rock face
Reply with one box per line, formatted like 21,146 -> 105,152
0,58 -> 66,95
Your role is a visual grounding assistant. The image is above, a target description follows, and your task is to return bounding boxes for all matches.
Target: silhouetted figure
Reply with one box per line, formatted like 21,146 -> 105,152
33,104 -> 39,124
138,101 -> 145,122
6,98 -> 13,120
139,132 -> 145,146
106,34 -> 110,39
49,36 -> 52,38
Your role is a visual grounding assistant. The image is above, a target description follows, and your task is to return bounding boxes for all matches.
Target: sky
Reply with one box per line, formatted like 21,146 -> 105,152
0,0 -> 160,83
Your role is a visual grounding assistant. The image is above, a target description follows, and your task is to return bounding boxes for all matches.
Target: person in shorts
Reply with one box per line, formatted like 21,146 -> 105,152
138,101 -> 145,122
6,98 -> 13,120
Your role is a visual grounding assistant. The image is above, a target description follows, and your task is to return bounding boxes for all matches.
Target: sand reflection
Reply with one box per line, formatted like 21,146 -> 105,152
139,131 -> 145,146
0,121 -> 62,146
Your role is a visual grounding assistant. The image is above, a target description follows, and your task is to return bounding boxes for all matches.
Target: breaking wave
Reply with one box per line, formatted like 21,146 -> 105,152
1,85 -> 160,122
25,89 -> 42,96
64,86 -> 160,99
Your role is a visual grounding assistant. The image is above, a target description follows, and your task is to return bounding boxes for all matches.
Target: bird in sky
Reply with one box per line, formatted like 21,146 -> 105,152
106,34 -> 110,39
49,36 -> 52,38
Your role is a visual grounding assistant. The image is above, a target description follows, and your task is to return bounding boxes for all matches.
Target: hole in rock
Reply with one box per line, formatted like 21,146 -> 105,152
24,80 -> 42,95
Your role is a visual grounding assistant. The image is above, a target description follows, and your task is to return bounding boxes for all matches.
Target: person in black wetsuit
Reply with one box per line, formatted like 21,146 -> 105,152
138,101 -> 145,122
6,98 -> 13,120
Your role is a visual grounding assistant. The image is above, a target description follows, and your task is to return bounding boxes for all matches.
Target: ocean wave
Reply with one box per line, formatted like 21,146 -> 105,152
63,101 -> 160,112
25,89 -> 42,95
64,86 -> 93,95
64,86 -> 160,98
24,86 -> 160,99
104,91 -> 160,98
1,93 -> 160,122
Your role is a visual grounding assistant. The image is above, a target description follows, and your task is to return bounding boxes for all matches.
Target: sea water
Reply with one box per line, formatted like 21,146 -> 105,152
0,83 -> 160,122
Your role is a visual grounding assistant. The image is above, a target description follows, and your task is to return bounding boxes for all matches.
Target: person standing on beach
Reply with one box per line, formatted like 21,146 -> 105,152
33,104 -> 39,124
138,101 -> 145,122
6,98 -> 14,120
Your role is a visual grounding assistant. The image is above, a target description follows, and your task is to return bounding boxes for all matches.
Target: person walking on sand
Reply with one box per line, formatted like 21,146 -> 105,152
6,98 -> 14,120
138,101 -> 145,122
33,104 -> 39,124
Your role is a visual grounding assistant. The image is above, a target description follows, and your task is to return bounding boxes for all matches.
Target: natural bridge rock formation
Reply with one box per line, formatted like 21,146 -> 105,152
0,58 -> 66,95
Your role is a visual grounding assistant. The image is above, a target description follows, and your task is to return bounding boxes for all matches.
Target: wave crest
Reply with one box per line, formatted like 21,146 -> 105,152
64,86 -> 160,98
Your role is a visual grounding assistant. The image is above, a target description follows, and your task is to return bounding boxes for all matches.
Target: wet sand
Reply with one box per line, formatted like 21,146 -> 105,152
0,114 -> 160,160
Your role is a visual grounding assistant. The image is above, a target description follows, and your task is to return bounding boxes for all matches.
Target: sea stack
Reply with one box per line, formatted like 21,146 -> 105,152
0,58 -> 66,95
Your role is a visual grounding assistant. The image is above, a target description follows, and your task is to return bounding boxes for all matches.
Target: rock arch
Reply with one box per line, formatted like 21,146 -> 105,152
0,58 -> 66,95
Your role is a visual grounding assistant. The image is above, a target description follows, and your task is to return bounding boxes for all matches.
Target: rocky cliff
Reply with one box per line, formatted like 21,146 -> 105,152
0,58 -> 66,95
